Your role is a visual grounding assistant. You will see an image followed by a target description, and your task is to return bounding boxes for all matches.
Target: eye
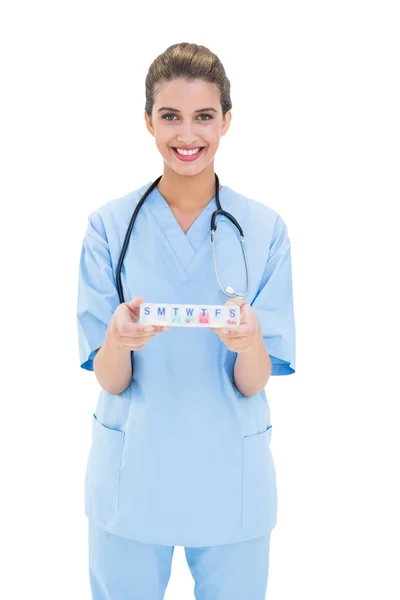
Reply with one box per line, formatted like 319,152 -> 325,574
161,113 -> 213,121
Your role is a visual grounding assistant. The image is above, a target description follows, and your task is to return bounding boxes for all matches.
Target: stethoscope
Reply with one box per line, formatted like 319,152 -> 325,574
116,172 -> 250,304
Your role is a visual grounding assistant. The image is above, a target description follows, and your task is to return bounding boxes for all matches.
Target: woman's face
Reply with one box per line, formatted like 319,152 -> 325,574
145,78 -> 231,176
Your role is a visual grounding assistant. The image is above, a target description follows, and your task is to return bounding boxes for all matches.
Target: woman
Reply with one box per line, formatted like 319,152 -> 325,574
77,42 -> 296,600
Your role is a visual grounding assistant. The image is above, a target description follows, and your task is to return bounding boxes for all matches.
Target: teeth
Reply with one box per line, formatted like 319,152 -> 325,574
175,147 -> 202,156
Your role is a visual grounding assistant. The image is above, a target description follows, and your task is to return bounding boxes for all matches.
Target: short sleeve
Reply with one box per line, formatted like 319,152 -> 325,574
250,214 -> 296,376
77,211 -> 120,371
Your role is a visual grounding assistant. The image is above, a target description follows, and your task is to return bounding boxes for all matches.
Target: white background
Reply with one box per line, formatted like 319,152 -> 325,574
1,1 -> 399,598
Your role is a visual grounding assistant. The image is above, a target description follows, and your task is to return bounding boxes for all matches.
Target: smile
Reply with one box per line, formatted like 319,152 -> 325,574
171,147 -> 205,161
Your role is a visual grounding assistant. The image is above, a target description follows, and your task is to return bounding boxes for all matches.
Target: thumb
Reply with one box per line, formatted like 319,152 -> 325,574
125,296 -> 145,308
226,299 -> 243,307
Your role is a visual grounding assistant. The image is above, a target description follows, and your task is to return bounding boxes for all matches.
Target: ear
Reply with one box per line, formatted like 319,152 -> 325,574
144,111 -> 154,136
221,110 -> 232,136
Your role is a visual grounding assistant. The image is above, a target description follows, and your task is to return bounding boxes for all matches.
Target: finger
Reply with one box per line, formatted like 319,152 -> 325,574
221,326 -> 252,338
118,323 -> 163,337
211,326 -> 240,337
226,299 -> 246,308
210,327 -> 230,336
117,333 -> 155,346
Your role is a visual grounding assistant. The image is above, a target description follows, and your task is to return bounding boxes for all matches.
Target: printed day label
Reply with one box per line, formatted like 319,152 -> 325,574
139,303 -> 240,327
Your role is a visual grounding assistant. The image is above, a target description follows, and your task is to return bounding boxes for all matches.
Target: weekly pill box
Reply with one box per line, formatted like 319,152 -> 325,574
139,303 -> 240,328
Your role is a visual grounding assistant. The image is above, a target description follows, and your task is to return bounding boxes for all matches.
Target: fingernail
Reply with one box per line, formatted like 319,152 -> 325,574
145,326 -> 154,332
221,328 -> 229,334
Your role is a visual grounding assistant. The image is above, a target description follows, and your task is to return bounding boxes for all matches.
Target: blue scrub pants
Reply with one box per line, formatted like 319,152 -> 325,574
88,519 -> 272,599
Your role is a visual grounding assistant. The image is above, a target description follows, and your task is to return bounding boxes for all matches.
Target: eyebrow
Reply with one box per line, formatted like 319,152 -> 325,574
158,107 -> 218,113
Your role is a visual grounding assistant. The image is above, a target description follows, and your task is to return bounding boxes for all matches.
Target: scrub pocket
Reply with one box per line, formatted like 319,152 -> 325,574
84,413 -> 125,531
241,425 -> 277,540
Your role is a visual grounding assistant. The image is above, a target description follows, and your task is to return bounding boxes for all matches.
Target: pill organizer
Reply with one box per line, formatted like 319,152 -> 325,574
139,303 -> 240,328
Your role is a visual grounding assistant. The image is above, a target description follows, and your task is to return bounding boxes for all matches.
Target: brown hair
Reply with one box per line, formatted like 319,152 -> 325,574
144,42 -> 232,119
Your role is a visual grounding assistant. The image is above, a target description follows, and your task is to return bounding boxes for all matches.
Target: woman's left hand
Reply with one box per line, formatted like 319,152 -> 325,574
210,298 -> 261,353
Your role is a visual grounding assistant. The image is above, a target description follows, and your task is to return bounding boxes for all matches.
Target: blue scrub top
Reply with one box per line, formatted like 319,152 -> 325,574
77,181 -> 296,547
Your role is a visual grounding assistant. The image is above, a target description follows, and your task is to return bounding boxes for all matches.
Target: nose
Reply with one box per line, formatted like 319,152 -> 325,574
176,119 -> 201,144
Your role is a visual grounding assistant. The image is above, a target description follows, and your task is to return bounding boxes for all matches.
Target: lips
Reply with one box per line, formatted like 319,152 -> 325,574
171,147 -> 206,161
171,147 -> 205,151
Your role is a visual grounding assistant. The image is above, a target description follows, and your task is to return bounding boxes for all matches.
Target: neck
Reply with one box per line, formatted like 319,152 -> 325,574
156,165 -> 222,212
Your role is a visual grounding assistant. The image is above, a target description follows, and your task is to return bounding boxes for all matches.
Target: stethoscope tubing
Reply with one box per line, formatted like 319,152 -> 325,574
116,173 -> 250,304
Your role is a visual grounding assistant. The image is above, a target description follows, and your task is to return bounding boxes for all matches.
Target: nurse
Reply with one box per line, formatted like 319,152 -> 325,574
77,42 -> 296,600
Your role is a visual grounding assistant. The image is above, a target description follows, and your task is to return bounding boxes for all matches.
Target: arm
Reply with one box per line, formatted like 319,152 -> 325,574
233,327 -> 272,397
93,317 -> 133,395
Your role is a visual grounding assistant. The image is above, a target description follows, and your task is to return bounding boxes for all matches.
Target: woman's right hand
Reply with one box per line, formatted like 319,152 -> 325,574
109,297 -> 170,351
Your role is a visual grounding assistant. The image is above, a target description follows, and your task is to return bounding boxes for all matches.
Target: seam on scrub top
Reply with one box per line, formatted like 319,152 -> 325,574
240,437 -> 244,540
115,434 -> 125,536
267,241 -> 290,264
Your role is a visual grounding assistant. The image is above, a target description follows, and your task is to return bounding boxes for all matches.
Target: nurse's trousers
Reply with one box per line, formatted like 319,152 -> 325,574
88,519 -> 272,600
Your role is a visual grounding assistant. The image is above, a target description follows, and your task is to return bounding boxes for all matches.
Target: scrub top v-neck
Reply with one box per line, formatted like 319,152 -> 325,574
149,184 -> 232,272
77,180 -> 296,547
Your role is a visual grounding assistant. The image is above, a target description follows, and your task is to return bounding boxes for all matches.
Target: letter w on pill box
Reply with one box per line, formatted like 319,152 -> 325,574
139,303 -> 240,328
